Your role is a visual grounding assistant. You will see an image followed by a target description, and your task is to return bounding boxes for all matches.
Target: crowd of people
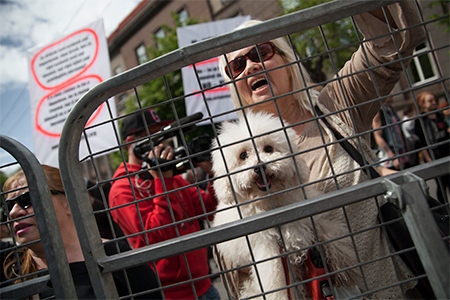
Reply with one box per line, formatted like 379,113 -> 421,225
1,1 -> 449,299
372,91 -> 449,202
372,95 -> 417,171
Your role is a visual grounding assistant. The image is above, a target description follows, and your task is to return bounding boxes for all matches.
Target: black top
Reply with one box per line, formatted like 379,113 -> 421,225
1,240 -> 163,299
414,112 -> 450,159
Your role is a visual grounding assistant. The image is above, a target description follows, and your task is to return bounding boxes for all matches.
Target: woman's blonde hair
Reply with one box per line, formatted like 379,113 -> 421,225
3,165 -> 65,196
218,20 -> 315,116
2,165 -> 65,283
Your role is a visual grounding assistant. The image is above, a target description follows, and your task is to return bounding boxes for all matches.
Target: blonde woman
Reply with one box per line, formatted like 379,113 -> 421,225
216,2 -> 425,299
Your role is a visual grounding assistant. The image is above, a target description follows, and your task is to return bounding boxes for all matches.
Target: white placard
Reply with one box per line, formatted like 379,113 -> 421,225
27,19 -> 117,167
177,15 -> 250,124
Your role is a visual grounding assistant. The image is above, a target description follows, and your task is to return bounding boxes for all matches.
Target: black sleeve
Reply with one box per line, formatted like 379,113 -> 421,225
0,241 -> 14,285
104,240 -> 163,300
414,118 -> 426,148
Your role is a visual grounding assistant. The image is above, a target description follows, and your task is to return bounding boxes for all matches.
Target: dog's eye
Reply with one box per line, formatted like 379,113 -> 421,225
264,145 -> 273,153
239,151 -> 248,160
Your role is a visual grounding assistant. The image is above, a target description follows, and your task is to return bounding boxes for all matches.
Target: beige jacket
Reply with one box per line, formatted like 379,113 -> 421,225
299,1 -> 425,299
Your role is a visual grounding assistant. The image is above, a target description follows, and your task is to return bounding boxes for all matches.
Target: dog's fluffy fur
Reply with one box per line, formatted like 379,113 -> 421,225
211,112 -> 358,300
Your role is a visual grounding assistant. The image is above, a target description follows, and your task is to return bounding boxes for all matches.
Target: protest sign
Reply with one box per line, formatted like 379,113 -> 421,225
28,19 -> 117,167
177,15 -> 250,124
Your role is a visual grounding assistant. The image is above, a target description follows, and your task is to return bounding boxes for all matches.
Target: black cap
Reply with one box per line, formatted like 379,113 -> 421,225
121,108 -> 162,139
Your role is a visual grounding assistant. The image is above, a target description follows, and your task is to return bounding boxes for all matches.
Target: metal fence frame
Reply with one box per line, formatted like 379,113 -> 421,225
0,135 -> 77,299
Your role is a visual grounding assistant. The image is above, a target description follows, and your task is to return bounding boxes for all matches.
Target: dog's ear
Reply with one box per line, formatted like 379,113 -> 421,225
211,141 -> 236,205
212,176 -> 235,205
294,155 -> 311,183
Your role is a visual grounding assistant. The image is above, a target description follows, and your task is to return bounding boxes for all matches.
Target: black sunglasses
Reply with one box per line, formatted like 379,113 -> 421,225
224,42 -> 281,78
5,191 -> 32,212
4,190 -> 65,212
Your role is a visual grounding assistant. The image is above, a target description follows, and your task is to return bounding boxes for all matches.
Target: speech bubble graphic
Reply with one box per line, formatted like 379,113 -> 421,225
31,28 -> 99,90
35,75 -> 103,137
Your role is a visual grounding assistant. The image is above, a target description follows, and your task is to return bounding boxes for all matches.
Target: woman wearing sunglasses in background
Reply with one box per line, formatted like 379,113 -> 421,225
1,165 -> 162,299
217,2 -> 425,299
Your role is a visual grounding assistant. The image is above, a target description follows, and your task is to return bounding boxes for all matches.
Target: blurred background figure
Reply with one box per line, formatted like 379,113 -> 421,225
414,91 -> 450,203
438,100 -> 450,131
372,96 -> 414,170
85,180 -> 125,240
401,104 -> 420,167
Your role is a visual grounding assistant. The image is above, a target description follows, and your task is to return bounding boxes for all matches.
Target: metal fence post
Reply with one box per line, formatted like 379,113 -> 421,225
0,134 -> 78,299
383,173 -> 449,299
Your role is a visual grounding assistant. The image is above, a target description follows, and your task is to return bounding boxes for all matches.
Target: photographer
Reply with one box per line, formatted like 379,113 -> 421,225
108,108 -> 220,300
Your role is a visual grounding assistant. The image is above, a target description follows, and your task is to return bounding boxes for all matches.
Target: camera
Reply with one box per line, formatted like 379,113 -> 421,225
134,134 -> 212,174
132,113 -> 212,174
172,134 -> 213,170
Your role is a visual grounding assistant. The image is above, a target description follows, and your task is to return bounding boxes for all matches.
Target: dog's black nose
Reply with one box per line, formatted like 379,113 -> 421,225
254,164 -> 265,174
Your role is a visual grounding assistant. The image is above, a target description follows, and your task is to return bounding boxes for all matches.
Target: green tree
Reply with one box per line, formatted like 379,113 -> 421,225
125,12 -> 197,120
0,170 -> 8,188
280,0 -> 359,83
428,0 -> 450,32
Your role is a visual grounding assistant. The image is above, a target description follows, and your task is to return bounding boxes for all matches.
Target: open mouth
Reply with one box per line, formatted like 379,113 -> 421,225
255,174 -> 274,191
251,77 -> 268,91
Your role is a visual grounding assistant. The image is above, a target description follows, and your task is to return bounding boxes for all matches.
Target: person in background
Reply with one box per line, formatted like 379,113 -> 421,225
414,91 -> 450,203
2,165 -> 162,299
402,104 -> 418,139
438,100 -> 450,131
218,2 -> 425,299
0,225 -> 13,284
401,104 -> 421,167
372,96 -> 413,170
108,108 -> 220,300
85,180 -> 125,240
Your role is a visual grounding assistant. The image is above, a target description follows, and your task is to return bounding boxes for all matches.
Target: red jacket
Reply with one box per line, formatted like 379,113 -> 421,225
109,162 -> 218,300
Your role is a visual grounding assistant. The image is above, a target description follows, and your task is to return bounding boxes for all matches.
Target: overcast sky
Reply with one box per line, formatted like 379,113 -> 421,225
0,0 -> 141,171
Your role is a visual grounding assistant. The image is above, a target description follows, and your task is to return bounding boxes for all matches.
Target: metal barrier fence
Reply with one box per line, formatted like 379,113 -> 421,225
1,0 -> 449,299
0,135 -> 77,299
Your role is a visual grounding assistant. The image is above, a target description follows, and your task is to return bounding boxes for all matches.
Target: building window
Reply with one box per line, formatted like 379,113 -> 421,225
135,44 -> 148,64
155,28 -> 166,50
407,43 -> 437,85
178,8 -> 189,26
116,93 -> 129,114
155,28 -> 165,40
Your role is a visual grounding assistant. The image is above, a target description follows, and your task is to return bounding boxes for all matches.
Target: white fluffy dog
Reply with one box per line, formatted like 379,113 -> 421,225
211,112 -> 359,300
